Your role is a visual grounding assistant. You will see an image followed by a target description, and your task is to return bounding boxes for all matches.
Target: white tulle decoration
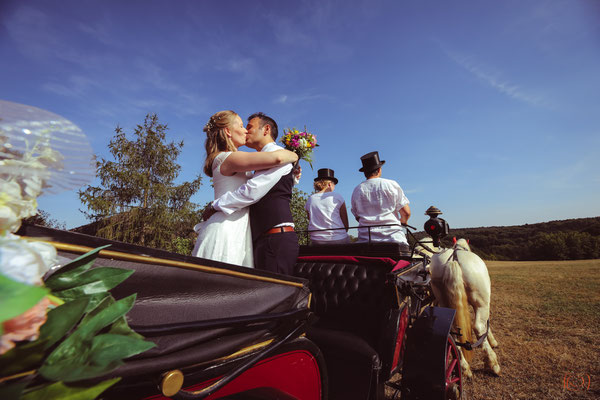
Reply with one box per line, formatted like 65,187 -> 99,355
0,99 -> 95,195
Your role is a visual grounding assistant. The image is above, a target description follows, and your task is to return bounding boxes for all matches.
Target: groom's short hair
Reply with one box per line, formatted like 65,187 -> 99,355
249,112 -> 278,141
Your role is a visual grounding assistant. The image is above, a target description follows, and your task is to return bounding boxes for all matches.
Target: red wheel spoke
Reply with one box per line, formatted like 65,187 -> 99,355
445,337 -> 462,399
446,358 -> 458,380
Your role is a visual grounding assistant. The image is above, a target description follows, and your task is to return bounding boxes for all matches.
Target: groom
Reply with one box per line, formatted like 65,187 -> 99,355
204,112 -> 300,275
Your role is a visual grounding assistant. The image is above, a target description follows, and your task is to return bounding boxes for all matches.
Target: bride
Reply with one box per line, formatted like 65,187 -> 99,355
192,110 -> 298,267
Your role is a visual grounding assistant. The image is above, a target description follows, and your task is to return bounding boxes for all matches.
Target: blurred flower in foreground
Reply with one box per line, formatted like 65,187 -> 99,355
0,232 -> 57,285
1,296 -> 51,355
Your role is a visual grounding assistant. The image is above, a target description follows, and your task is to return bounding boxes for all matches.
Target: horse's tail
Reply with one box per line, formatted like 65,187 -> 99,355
444,259 -> 474,362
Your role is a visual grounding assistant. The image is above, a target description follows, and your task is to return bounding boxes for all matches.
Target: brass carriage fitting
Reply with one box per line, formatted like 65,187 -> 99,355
160,369 -> 184,397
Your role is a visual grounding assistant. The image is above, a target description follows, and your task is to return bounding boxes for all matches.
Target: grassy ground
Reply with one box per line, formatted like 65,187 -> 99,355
388,259 -> 600,399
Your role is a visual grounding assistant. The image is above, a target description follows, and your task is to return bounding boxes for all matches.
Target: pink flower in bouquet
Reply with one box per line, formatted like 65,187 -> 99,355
0,296 -> 51,355
280,127 -> 318,169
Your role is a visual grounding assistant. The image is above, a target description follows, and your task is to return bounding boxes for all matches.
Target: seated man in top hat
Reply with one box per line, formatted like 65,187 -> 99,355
350,151 -> 411,246
305,168 -> 350,245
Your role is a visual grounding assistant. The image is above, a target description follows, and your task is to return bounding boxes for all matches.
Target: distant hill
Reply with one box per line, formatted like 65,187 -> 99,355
428,216 -> 600,261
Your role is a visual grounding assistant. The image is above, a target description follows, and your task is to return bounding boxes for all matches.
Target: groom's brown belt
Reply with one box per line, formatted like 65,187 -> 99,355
264,226 -> 295,235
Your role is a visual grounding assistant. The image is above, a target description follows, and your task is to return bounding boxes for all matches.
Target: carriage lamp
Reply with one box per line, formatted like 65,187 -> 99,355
424,206 -> 449,247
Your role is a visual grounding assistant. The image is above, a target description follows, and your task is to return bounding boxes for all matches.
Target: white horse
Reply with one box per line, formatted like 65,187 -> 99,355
418,237 -> 500,378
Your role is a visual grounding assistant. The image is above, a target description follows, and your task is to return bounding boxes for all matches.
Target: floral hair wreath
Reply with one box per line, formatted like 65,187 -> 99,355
205,113 -> 224,133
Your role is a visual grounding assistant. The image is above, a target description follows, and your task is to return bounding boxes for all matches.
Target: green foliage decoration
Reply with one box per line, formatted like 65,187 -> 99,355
0,246 -> 155,399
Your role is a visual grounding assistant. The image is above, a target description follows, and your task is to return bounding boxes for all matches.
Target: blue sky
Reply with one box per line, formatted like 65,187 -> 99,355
1,0 -> 599,231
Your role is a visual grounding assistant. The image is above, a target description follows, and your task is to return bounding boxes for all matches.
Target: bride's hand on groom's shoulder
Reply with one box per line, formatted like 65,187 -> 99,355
294,163 -> 302,180
202,202 -> 217,221
293,164 -> 302,183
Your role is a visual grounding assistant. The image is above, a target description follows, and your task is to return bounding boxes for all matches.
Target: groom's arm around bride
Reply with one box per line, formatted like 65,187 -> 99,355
206,112 -> 301,276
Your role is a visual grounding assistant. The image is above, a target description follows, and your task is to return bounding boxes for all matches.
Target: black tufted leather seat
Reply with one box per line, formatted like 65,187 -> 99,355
295,256 -> 406,400
296,259 -> 396,345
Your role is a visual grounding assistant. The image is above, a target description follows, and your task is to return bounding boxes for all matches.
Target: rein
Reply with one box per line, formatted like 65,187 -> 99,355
454,319 -> 490,350
418,241 -> 443,255
406,228 -> 444,256
451,242 -> 470,261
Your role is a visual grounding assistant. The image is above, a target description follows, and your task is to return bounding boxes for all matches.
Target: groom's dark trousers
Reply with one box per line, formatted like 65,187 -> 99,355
250,169 -> 299,276
253,231 -> 299,276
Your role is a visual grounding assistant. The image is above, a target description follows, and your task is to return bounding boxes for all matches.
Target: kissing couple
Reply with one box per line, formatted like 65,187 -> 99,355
193,111 -> 301,276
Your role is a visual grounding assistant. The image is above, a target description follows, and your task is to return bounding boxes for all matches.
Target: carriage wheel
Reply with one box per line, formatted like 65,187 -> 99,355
445,335 -> 463,400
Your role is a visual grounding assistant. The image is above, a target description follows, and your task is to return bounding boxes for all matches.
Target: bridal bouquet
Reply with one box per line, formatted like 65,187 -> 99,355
280,127 -> 318,169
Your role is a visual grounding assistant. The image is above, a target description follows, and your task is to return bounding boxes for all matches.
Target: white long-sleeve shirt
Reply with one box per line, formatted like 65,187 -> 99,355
212,142 -> 293,215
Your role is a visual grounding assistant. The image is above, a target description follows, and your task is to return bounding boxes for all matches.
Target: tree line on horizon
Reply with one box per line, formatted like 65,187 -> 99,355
432,217 -> 600,261
24,113 -> 600,261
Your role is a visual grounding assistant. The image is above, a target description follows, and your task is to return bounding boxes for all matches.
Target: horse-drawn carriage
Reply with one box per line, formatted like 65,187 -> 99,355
17,210 -> 468,400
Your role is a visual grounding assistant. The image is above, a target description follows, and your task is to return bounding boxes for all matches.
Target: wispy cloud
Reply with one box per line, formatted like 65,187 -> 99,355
444,49 -> 549,108
404,187 -> 421,195
3,5 -> 61,60
42,75 -> 99,98
267,2 -> 354,62
274,93 -> 332,105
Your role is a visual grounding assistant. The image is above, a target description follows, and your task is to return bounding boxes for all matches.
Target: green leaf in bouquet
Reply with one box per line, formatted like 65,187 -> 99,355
49,267 -> 133,302
47,267 -> 133,294
0,339 -> 48,376
107,316 -> 144,340
44,245 -> 111,291
39,295 -> 139,382
38,297 -> 90,350
0,379 -> 29,400
89,334 -> 155,368
0,274 -> 49,323
82,296 -> 144,340
21,377 -> 120,400
51,291 -> 110,313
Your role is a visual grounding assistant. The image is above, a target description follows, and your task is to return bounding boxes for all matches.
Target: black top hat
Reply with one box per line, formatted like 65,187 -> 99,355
314,168 -> 338,184
359,151 -> 385,172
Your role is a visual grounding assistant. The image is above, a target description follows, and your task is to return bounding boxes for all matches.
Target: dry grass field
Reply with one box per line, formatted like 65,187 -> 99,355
388,259 -> 600,399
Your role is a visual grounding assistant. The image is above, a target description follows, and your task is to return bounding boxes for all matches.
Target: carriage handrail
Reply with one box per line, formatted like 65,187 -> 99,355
297,222 -> 416,244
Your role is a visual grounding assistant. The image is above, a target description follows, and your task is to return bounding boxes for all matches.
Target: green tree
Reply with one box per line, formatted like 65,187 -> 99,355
529,232 -> 569,260
23,209 -> 66,230
290,187 -> 309,245
78,113 -> 202,253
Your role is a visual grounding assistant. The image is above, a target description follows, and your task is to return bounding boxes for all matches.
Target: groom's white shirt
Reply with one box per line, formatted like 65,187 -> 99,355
212,142 -> 293,215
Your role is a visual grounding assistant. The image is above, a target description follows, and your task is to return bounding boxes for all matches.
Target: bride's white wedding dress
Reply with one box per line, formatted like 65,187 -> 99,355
192,152 -> 254,268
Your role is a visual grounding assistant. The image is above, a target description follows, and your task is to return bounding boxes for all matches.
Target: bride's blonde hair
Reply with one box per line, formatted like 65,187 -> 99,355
203,110 -> 239,177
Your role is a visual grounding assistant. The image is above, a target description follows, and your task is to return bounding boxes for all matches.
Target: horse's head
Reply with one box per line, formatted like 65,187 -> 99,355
454,238 -> 472,252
